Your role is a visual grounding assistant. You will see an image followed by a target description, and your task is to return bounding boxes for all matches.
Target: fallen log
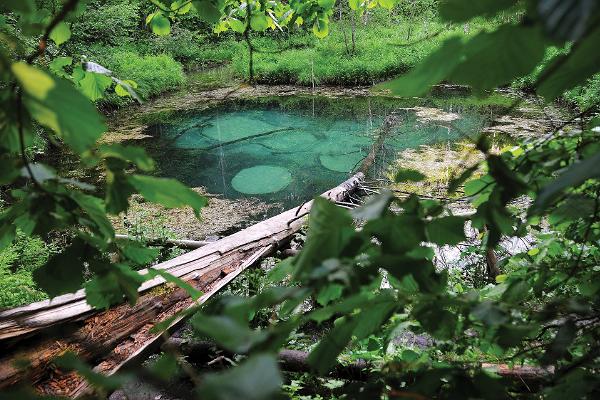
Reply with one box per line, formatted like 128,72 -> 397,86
0,173 -> 363,396
158,339 -> 551,387
358,112 -> 402,174
114,234 -> 211,249
158,339 -> 370,380
200,127 -> 296,151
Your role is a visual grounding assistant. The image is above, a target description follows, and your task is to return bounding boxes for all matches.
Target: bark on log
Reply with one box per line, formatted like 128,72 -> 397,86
0,173 -> 363,396
160,339 -> 370,381
114,234 -> 211,249
359,113 -> 400,174
160,339 -> 552,386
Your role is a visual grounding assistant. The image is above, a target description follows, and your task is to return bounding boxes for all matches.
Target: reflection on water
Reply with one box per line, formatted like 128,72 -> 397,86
136,95 -> 492,209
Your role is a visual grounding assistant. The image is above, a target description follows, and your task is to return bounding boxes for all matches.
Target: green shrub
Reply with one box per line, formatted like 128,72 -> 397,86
69,0 -> 141,47
564,74 -> 600,110
0,234 -> 53,309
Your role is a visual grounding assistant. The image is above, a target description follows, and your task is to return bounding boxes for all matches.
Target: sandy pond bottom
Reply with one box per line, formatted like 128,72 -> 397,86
136,95 -> 490,211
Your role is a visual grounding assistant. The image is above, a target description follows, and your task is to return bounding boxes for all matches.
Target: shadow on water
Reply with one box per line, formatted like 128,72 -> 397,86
131,94 -> 504,210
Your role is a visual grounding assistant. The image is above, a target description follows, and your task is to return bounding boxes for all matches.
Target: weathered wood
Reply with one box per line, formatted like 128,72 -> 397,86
114,234 -> 211,249
0,173 -> 362,342
0,173 -> 363,394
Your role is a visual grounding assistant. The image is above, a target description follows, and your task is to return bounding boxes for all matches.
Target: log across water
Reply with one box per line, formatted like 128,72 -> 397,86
0,173 -> 363,396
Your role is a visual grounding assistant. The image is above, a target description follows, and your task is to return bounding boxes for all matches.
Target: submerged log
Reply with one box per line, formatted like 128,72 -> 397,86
358,112 -> 401,174
201,127 -> 296,151
0,173 -> 363,395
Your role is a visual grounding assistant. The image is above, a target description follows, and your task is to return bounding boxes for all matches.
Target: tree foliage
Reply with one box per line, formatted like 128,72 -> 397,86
1,0 -> 600,399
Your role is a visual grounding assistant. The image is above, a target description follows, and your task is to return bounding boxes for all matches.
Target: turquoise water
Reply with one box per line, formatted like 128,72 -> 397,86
138,96 -> 490,208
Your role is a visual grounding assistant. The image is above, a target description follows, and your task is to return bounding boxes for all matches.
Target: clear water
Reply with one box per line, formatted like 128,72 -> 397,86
137,95 -> 493,209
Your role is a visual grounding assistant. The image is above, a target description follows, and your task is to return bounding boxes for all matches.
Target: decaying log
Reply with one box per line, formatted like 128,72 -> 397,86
0,173 -> 363,396
160,339 -> 552,387
359,113 -> 400,174
114,234 -> 211,249
159,339 -> 370,381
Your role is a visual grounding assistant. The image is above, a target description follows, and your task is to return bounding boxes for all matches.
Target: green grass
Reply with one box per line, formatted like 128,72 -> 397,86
107,51 -> 186,100
185,17 -> 506,87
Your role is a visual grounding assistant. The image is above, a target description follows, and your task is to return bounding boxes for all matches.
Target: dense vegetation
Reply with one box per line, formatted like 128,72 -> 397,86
1,0 -> 600,399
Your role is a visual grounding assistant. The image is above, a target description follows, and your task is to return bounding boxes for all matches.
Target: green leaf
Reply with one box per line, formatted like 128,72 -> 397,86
538,27 -> 600,100
349,0 -> 361,10
190,314 -> 267,353
49,21 -> 71,45
471,301 -> 508,326
542,321 -> 577,364
147,268 -> 203,301
78,72 -> 113,102
148,353 -> 180,381
198,354 -> 282,400
85,263 -> 146,309
69,191 -> 114,240
228,18 -> 245,33
496,324 -> 533,348
501,279 -> 530,304
193,0 -> 223,24
531,151 -> 600,214
439,0 -> 517,22
393,168 -> 426,182
11,62 -> 106,154
318,0 -> 335,9
378,0 -> 398,10
293,197 -> 355,277
316,284 -> 344,306
449,25 -> 547,91
32,239 -> 90,298
127,175 -> 207,217
352,292 -> 398,339
119,241 -> 160,265
312,17 -> 329,39
308,316 -> 357,374
250,13 -> 269,31
414,303 -> 457,340
98,143 -> 155,171
376,37 -> 464,96
426,216 -> 466,245
151,13 -> 171,35
351,190 -> 393,221
49,57 -> 73,78
0,158 -> 20,185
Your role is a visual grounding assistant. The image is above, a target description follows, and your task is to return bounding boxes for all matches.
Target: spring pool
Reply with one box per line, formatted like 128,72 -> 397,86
136,95 -> 491,208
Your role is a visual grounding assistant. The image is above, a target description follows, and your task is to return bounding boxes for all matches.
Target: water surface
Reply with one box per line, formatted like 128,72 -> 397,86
138,95 -> 495,209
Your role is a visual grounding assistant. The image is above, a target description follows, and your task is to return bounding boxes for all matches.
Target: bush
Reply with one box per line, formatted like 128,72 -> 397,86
564,74 -> 600,110
106,51 -> 185,103
0,234 -> 53,309
69,0 -> 141,47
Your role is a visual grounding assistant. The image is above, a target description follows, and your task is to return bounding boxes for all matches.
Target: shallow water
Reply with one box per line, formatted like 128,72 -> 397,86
138,95 -> 494,209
